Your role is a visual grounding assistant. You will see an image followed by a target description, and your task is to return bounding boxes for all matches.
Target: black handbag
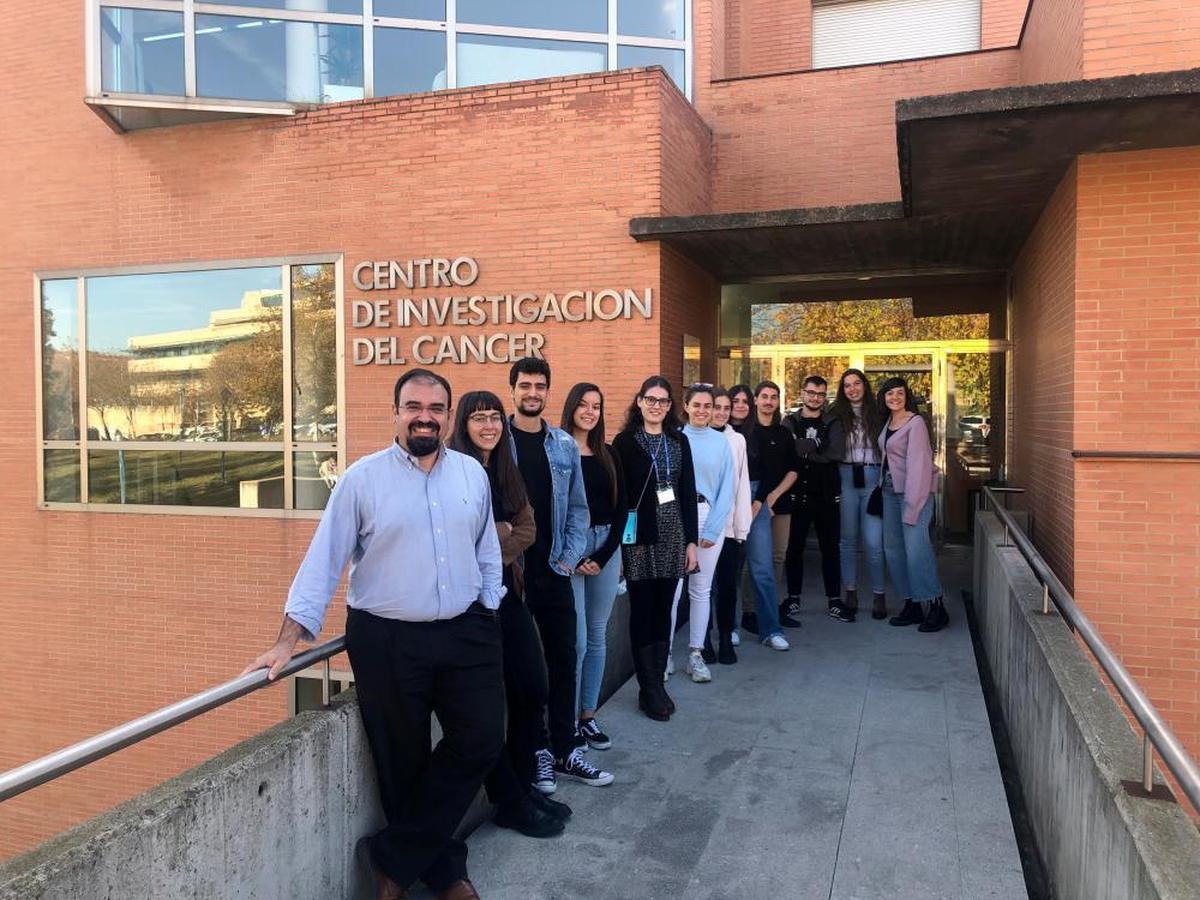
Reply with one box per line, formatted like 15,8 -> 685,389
866,485 -> 883,517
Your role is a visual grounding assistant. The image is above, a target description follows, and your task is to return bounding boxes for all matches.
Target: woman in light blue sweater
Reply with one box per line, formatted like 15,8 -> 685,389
670,383 -> 735,683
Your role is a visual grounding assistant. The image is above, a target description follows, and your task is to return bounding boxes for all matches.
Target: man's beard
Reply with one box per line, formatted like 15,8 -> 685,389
406,424 -> 441,457
518,397 -> 544,417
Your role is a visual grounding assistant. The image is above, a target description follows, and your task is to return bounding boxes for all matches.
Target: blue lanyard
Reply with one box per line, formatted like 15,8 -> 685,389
648,433 -> 671,484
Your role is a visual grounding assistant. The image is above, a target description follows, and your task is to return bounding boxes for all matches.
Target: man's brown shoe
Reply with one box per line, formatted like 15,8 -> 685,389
355,837 -> 406,900
436,879 -> 481,900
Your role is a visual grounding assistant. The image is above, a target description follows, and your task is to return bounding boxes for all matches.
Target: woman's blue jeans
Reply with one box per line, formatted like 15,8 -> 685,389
570,524 -> 621,715
745,482 -> 784,639
838,464 -> 886,594
881,477 -> 943,603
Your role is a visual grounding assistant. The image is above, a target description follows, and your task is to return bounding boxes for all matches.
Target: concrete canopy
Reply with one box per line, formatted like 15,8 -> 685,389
631,67 -> 1200,283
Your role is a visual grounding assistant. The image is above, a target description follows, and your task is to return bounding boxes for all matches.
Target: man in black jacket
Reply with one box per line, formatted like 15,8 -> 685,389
782,376 -> 848,622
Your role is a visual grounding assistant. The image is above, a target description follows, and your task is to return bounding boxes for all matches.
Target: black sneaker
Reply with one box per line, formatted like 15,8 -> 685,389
783,596 -> 802,618
532,748 -> 557,794
778,603 -> 802,629
578,717 -> 612,751
828,601 -> 855,623
741,611 -> 759,635
529,789 -> 572,821
554,748 -> 614,786
494,795 -> 565,838
572,722 -> 588,751
890,599 -> 924,627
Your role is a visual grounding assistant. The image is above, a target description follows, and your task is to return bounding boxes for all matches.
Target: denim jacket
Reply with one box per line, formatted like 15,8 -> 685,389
509,418 -> 590,576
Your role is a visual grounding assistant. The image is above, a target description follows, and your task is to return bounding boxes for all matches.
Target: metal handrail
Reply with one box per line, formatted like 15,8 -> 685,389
982,486 -> 1200,811
0,636 -> 346,804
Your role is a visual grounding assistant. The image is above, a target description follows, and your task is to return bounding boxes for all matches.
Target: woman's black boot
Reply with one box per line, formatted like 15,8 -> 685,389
717,632 -> 737,665
635,645 -> 669,721
918,597 -> 950,633
889,599 -> 923,627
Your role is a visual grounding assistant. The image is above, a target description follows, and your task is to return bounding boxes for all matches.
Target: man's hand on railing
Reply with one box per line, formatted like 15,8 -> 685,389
242,616 -> 306,681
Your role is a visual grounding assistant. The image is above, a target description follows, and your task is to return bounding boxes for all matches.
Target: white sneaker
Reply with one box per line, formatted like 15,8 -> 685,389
762,634 -> 790,651
730,630 -> 741,647
686,650 -> 712,683
664,654 -> 675,682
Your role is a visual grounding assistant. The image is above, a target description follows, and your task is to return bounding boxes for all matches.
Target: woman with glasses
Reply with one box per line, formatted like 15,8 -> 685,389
561,382 -> 625,752
876,377 -> 948,633
667,383 -> 734,683
612,376 -> 698,720
743,380 -> 799,651
708,388 -> 753,662
449,392 -> 571,838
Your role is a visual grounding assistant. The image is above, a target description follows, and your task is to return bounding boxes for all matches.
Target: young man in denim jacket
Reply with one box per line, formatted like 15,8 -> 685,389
508,357 -> 613,793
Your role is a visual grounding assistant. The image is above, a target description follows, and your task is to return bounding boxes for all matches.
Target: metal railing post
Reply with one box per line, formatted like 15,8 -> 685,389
322,658 -> 332,707
1041,583 -> 1050,615
1144,733 -> 1155,794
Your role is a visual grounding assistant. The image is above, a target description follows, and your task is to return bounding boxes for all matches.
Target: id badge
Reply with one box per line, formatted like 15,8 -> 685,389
656,486 -> 676,505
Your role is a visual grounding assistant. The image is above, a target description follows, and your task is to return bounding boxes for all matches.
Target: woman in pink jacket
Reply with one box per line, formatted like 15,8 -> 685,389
876,377 -> 948,633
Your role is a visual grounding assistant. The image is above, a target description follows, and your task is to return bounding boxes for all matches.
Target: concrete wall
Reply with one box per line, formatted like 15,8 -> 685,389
0,602 -> 639,897
972,511 -> 1200,899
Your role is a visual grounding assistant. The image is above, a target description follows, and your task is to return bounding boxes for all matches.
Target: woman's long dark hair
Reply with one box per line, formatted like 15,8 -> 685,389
561,381 -> 618,507
728,383 -> 753,435
621,375 -> 682,435
449,390 -> 528,518
830,368 -> 882,447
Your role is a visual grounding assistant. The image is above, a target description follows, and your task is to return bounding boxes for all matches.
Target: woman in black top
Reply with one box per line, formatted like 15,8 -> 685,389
611,376 -> 698,721
743,380 -> 799,649
449,392 -> 569,838
561,382 -> 626,751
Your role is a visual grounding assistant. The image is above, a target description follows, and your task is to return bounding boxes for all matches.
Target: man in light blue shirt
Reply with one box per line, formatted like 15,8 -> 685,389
246,368 -> 503,900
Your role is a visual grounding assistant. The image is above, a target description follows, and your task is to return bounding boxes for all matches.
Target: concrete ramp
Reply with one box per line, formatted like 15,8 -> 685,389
463,547 -> 1027,900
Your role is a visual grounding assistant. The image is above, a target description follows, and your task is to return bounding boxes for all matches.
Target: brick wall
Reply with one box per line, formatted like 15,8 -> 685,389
708,49 -> 1020,212
1082,0 -> 1200,79
1010,166 -> 1078,588
1073,147 -> 1200,764
983,0 -> 1032,49
1019,0 -> 1085,83
0,39 -> 702,856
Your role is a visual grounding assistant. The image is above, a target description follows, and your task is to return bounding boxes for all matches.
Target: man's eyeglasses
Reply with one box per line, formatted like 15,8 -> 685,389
400,402 -> 448,416
688,382 -> 715,390
803,389 -> 828,398
641,395 -> 672,408
467,412 -> 504,426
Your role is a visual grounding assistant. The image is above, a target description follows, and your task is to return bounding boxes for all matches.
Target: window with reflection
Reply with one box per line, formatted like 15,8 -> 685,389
458,35 -> 606,88
39,261 -> 342,512
91,0 -> 689,106
100,8 -> 186,95
196,16 -> 364,103
619,0 -> 685,40
375,27 -> 447,95
374,0 -> 445,20
616,45 -> 685,91
457,0 -> 606,33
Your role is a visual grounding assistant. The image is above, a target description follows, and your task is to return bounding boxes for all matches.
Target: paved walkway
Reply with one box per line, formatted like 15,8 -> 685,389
461,546 -> 1027,900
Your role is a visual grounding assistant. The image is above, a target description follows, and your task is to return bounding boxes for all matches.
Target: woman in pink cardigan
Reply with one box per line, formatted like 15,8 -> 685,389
876,378 -> 948,633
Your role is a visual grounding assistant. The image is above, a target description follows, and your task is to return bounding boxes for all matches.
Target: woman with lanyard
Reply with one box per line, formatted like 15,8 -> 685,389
561,382 -> 626,752
448,391 -> 575,837
666,383 -> 734,684
876,377 -> 948,633
828,368 -> 888,622
612,376 -> 699,721
743,380 -> 799,651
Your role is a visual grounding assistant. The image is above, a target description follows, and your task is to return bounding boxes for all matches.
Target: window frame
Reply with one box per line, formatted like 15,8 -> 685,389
33,254 -> 346,518
85,0 -> 692,107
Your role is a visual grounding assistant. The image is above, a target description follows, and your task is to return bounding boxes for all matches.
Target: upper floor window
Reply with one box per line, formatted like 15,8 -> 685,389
812,0 -> 981,70
37,259 -> 343,514
88,1 -> 690,128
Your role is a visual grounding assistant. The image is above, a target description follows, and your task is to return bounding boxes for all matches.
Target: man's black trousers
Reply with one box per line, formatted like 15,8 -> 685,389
785,494 -> 841,599
346,606 -> 504,892
524,568 -> 578,761
484,590 -> 550,803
